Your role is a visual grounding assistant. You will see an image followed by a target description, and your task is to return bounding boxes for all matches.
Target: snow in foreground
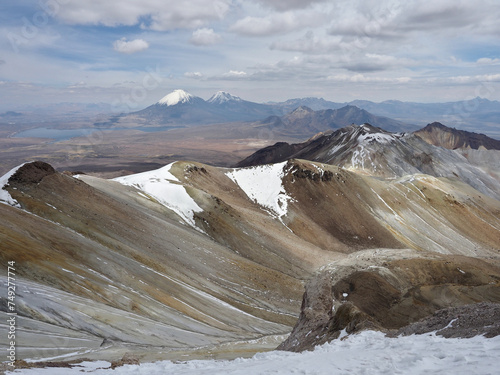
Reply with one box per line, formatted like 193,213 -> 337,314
113,162 -> 202,228
225,162 -> 292,218
13,331 -> 500,375
0,163 -> 26,207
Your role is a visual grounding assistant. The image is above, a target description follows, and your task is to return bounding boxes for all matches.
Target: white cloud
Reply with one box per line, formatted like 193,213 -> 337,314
327,74 -> 411,83
113,38 -> 149,54
271,31 -> 342,53
184,72 -> 204,79
231,10 -> 328,36
448,74 -> 500,84
254,0 -> 328,11
189,28 -> 222,46
213,70 -> 248,80
477,58 -> 500,65
225,70 -> 247,77
55,0 -> 231,30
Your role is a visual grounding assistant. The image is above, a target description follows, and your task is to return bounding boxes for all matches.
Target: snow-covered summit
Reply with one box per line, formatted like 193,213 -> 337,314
157,89 -> 195,106
355,123 -> 403,145
208,91 -> 242,104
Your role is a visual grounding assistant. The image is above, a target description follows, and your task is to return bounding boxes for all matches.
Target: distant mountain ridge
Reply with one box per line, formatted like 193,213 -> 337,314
414,122 -> 500,150
259,105 -> 416,136
270,97 -> 500,139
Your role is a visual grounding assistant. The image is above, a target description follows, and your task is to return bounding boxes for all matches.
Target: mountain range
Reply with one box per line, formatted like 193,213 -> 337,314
112,89 -> 500,138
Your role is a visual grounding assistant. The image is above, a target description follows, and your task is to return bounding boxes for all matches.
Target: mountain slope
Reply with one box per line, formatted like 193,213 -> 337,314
414,122 -> 500,150
1,156 -> 499,363
236,123 -> 500,201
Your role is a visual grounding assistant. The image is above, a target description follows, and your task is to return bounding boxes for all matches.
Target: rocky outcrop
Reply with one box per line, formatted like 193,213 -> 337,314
393,302 -> 500,339
278,252 -> 500,352
8,161 -> 56,185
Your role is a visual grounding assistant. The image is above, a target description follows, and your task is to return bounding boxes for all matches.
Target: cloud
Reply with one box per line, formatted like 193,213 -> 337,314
212,70 -> 248,80
231,10 -> 328,36
341,54 -> 416,72
113,38 -> 149,54
55,0 -> 231,30
477,58 -> 500,65
328,1 -> 494,39
448,74 -> 500,84
271,31 -> 342,53
254,0 -> 328,11
327,74 -> 411,83
0,59 -> 5,65
189,28 -> 222,46
184,71 -> 203,79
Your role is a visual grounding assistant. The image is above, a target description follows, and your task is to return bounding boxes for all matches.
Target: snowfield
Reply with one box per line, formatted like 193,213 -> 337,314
113,163 -> 202,227
13,331 -> 500,374
225,162 -> 292,218
0,163 -> 26,207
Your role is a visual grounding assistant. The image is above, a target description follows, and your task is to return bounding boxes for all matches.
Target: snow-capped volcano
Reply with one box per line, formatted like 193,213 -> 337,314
157,89 -> 196,106
208,91 -> 242,104
128,89 -> 278,125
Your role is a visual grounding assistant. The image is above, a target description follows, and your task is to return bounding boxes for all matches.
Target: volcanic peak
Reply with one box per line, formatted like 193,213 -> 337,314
157,89 -> 195,106
208,91 -> 242,104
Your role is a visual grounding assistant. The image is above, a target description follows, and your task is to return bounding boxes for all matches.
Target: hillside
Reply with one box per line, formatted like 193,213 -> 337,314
1,151 -> 500,364
414,122 -> 500,150
236,123 -> 500,201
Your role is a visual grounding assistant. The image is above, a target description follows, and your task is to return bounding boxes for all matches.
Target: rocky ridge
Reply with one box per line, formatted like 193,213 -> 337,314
414,122 -> 500,150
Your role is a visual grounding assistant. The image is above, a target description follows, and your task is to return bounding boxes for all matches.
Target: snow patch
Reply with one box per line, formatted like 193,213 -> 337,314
113,163 -> 202,228
13,332 -> 500,374
0,163 -> 27,207
225,162 -> 292,218
358,131 -> 397,145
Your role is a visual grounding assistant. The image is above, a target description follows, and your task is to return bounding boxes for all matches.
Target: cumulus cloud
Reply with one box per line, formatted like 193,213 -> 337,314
476,58 -> 500,65
224,70 -> 247,77
189,28 -> 222,46
448,74 -> 500,84
328,0 -> 493,39
113,38 -> 149,54
327,74 -> 411,83
231,10 -> 328,36
184,71 -> 204,79
254,0 -> 328,11
271,31 -> 343,53
341,54 -> 416,72
212,70 -> 249,80
55,0 -> 231,30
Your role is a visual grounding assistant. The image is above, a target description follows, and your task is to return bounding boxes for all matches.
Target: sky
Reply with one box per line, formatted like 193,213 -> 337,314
1,0 -> 500,112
